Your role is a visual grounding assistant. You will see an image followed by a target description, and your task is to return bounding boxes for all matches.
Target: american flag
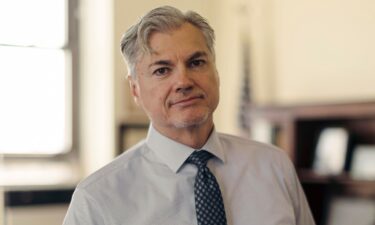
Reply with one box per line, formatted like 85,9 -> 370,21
238,38 -> 252,136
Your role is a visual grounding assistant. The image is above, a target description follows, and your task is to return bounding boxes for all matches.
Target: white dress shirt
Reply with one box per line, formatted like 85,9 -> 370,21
63,125 -> 315,225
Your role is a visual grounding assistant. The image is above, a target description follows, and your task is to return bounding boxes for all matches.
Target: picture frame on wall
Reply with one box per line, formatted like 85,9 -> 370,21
313,127 -> 350,175
326,196 -> 375,225
350,145 -> 375,180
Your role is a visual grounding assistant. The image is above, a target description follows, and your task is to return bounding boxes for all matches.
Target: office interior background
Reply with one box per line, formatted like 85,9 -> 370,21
1,0 -> 374,224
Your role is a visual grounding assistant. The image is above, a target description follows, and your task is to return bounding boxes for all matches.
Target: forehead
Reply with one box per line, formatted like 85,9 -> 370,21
147,23 -> 209,58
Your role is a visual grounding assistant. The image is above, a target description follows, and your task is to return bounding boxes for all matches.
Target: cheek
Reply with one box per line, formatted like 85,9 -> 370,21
207,79 -> 220,106
142,86 -> 168,109
206,75 -> 220,94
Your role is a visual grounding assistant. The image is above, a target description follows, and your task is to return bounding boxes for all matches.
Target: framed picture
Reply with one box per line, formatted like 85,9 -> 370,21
250,118 -> 274,144
313,127 -> 350,175
327,196 -> 375,225
350,145 -> 375,180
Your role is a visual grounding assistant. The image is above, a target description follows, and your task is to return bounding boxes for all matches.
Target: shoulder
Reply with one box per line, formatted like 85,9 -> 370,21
217,133 -> 300,191
218,133 -> 288,156
76,140 -> 147,191
66,140 -> 151,223
217,132 -> 293,168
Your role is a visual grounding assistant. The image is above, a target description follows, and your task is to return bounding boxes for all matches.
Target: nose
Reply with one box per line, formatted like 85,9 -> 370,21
175,67 -> 194,94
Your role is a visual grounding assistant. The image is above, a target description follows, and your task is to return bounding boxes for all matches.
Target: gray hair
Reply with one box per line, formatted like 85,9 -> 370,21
120,6 -> 215,77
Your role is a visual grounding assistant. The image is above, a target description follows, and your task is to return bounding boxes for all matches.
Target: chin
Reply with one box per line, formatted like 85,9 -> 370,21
172,113 -> 210,129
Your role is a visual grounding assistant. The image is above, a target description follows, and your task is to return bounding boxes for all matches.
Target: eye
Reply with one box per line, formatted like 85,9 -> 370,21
153,67 -> 170,76
189,59 -> 206,68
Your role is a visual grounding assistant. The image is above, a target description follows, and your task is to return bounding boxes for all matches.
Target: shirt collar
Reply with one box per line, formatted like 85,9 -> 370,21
146,124 -> 226,173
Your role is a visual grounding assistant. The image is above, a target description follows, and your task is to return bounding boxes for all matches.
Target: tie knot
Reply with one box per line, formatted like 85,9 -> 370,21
186,150 -> 214,168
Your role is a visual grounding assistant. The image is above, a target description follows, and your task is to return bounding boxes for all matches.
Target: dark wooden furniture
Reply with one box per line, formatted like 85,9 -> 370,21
249,102 -> 375,225
117,122 -> 149,155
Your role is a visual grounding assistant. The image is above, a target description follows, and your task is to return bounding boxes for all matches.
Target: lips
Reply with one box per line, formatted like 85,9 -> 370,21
170,95 -> 204,107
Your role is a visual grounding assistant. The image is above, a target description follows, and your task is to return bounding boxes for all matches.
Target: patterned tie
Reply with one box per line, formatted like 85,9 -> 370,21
186,150 -> 227,225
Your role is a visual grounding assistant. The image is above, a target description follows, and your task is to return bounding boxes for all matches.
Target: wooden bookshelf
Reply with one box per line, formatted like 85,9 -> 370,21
249,102 -> 375,225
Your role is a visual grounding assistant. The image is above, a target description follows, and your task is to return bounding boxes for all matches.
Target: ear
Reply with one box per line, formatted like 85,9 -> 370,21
127,75 -> 141,106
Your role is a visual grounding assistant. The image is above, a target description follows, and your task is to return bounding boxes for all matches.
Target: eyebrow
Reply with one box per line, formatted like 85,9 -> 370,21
148,60 -> 172,69
148,51 -> 208,69
187,51 -> 208,62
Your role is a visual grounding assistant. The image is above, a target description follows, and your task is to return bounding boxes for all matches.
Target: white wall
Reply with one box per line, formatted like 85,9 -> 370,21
79,0 -> 116,175
210,0 -> 245,135
250,0 -> 375,105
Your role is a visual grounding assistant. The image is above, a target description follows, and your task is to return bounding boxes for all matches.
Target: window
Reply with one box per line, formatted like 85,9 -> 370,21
0,0 -> 77,155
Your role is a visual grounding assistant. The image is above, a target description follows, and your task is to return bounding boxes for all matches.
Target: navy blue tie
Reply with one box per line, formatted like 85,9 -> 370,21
186,150 -> 227,225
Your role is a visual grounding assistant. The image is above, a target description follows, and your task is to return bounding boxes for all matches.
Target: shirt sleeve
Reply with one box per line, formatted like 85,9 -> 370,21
63,187 -> 106,225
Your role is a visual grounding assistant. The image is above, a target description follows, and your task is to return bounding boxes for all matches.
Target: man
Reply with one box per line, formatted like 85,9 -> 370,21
64,6 -> 315,225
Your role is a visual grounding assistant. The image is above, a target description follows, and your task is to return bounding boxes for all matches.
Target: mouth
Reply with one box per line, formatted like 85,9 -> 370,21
170,95 -> 204,107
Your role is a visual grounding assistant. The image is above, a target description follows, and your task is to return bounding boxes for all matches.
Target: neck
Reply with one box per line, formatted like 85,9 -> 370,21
154,121 -> 214,149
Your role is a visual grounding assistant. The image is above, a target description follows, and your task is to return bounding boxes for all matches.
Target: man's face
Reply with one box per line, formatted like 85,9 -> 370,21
129,22 -> 220,134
